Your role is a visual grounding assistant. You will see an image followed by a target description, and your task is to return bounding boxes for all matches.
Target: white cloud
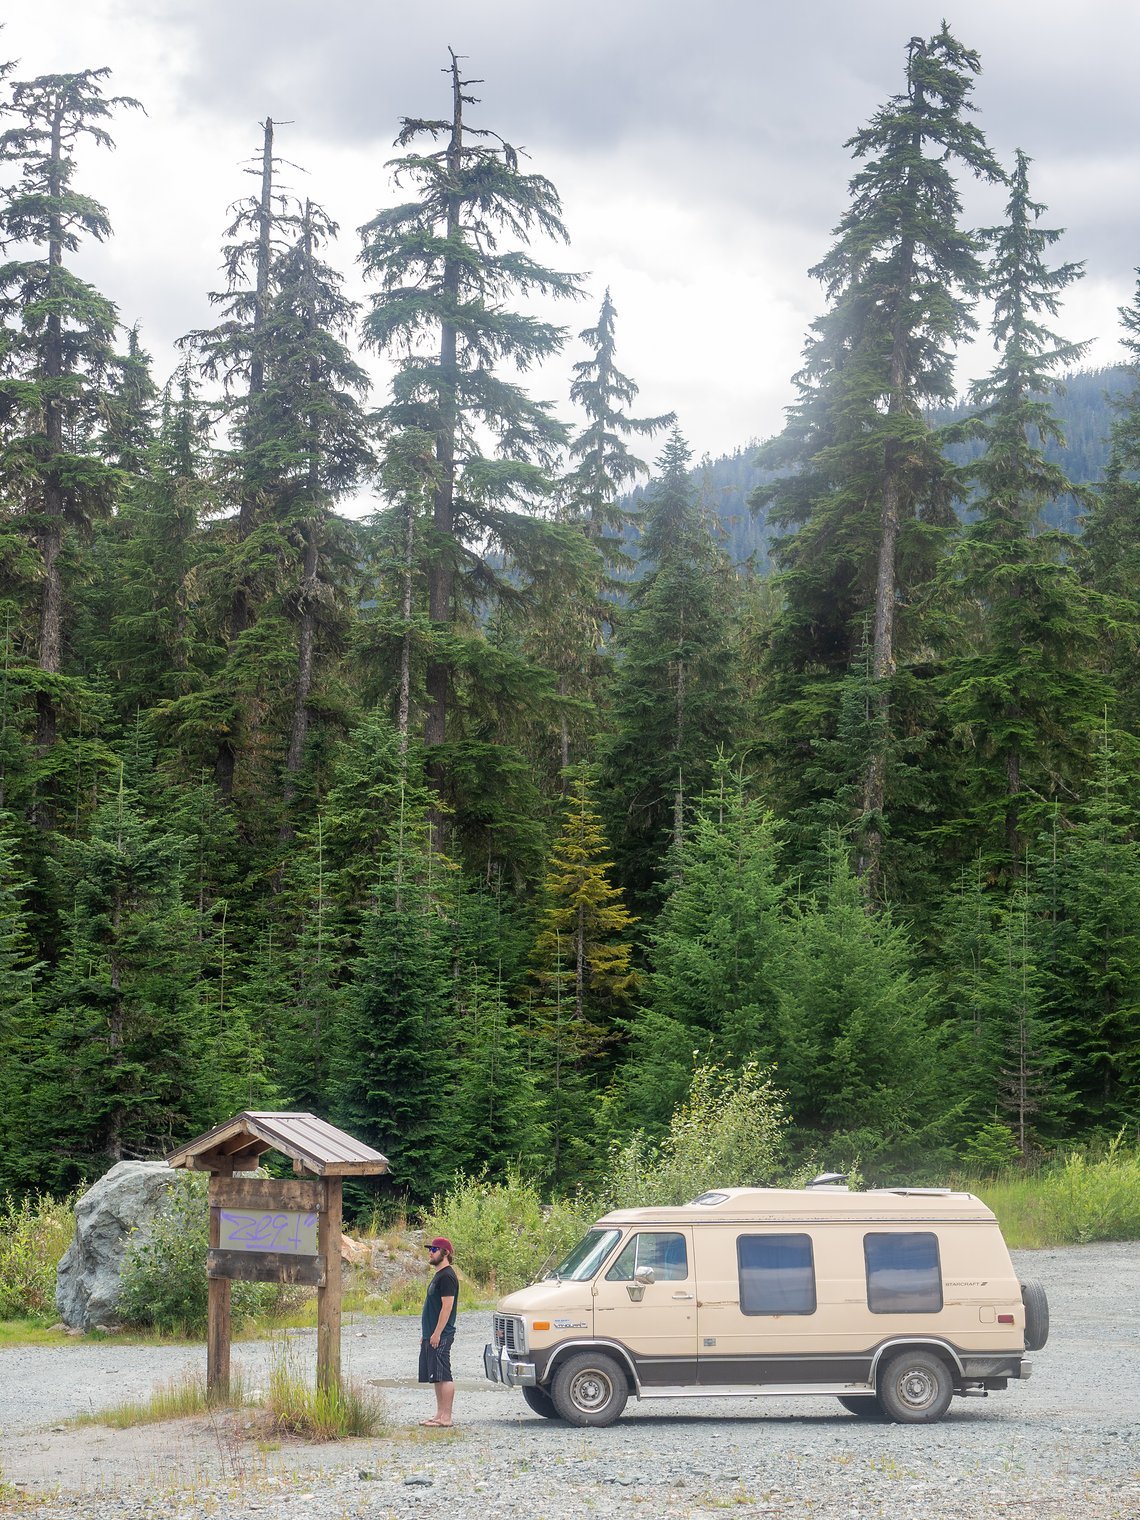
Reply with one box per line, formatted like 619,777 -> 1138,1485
3,0 -> 1138,466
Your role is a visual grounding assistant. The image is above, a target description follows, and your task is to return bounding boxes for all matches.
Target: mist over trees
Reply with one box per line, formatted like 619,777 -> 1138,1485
1,29 -> 1139,1203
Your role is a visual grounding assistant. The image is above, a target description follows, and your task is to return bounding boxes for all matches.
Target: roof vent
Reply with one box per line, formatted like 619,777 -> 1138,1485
806,1172 -> 849,1190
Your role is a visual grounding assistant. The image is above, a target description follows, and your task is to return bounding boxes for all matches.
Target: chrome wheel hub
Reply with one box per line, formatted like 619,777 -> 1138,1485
571,1369 -> 613,1412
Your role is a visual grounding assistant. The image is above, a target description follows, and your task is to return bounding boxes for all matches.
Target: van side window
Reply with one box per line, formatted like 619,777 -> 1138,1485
863,1232 -> 943,1313
604,1232 -> 688,1281
737,1233 -> 816,1314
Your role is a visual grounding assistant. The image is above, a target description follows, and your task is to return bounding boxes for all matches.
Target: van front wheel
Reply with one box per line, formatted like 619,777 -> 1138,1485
877,1350 -> 953,1424
550,1351 -> 629,1427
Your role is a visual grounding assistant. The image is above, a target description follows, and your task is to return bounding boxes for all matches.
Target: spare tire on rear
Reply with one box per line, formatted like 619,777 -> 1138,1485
1021,1278 -> 1049,1350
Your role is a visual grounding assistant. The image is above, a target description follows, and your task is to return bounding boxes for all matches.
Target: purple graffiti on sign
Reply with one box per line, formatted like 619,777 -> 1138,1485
219,1210 -> 319,1256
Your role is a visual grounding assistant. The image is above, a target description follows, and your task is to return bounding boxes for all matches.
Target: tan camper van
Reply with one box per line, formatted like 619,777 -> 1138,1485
483,1181 -> 1048,1426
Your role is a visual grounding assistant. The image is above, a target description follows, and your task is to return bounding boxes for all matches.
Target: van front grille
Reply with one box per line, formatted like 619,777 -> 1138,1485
493,1313 -> 526,1354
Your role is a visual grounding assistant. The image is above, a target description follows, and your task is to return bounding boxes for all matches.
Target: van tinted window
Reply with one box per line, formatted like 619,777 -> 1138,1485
863,1232 -> 942,1312
737,1234 -> 816,1314
605,1232 -> 688,1281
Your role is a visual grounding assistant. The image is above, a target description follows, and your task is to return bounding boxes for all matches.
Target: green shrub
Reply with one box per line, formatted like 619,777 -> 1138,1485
962,1120 -> 1023,1178
0,1192 -> 75,1320
1038,1134 -> 1140,1244
423,1170 -> 594,1294
604,1061 -> 790,1209
117,1173 -> 280,1335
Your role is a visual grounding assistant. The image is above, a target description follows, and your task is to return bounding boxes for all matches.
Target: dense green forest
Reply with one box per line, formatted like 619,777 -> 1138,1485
1,30 -> 1139,1208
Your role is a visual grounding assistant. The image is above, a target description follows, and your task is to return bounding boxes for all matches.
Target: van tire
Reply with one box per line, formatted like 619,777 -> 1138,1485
550,1351 -> 629,1427
837,1395 -> 884,1418
1021,1279 -> 1050,1351
877,1349 -> 954,1424
522,1386 -> 561,1420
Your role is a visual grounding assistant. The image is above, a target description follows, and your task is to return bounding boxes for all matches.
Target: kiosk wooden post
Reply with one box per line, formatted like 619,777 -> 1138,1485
166,1113 -> 388,1397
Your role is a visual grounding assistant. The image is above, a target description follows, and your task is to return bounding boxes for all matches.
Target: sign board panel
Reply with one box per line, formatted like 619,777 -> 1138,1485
216,1208 -> 319,1256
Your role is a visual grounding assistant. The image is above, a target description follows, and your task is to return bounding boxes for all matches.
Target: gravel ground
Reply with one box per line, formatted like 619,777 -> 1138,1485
1,1243 -> 1137,1519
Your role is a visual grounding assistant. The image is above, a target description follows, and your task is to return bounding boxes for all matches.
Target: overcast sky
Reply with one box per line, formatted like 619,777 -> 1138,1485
5,1 -> 1140,468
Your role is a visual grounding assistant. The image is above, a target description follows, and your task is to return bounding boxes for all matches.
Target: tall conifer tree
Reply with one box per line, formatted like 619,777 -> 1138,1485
943,150 -> 1102,873
359,51 -> 587,846
755,26 -> 1001,902
0,69 -> 140,748
601,430 -> 742,902
529,769 -> 636,1184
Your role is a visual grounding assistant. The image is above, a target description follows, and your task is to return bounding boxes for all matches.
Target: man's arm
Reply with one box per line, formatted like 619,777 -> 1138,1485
429,1295 -> 455,1348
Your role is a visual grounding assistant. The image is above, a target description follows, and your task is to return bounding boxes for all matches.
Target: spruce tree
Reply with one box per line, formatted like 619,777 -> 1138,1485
359,51 -> 586,843
253,199 -> 373,834
179,118 -> 296,801
1083,278 -> 1140,737
328,761 -> 459,1200
755,26 -> 1001,902
449,866 -> 546,1177
529,770 -> 636,1182
0,819 -> 44,1191
563,288 -> 674,560
616,759 -> 784,1134
775,841 -> 950,1167
523,290 -> 674,778
0,69 -> 140,748
1042,723 -> 1140,1129
943,150 -> 1103,874
30,778 -> 210,1185
601,430 -> 742,902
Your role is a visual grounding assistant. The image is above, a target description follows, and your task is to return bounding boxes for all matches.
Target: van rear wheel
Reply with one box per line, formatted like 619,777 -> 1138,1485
877,1350 -> 953,1424
837,1395 -> 884,1418
550,1351 -> 629,1427
522,1386 -> 561,1419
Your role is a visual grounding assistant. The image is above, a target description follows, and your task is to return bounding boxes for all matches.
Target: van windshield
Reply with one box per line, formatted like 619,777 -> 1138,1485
548,1228 -> 622,1282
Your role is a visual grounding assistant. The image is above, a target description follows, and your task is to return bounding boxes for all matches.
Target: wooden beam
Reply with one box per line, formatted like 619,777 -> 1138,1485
213,1177 -> 323,1211
316,1176 -> 343,1392
184,1143 -> 269,1173
207,1249 -> 326,1287
206,1164 -> 233,1394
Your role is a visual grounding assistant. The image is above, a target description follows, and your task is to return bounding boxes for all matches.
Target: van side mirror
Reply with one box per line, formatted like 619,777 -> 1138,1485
634,1264 -> 656,1285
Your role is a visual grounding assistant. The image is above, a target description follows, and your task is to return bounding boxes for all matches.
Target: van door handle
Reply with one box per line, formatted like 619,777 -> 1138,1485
672,1291 -> 694,1300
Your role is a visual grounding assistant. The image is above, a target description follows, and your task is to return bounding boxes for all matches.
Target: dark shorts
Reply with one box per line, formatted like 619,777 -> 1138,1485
418,1329 -> 455,1384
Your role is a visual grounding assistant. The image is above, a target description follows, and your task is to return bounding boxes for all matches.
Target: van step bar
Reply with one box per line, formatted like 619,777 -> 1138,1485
637,1382 -> 876,1400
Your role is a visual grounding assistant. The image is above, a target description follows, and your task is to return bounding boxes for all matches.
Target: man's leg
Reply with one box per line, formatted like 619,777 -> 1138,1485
434,1378 -> 455,1425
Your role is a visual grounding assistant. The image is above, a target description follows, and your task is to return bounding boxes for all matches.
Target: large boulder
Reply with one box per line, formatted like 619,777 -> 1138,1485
56,1160 -> 178,1330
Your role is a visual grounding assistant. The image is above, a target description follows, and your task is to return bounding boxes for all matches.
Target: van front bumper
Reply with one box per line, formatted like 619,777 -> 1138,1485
484,1343 -> 537,1387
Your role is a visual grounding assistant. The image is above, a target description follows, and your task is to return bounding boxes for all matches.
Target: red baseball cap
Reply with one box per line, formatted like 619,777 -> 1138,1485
428,1237 -> 453,1254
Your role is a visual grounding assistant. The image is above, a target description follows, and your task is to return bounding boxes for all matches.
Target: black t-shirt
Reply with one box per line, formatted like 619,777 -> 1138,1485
422,1264 -> 459,1337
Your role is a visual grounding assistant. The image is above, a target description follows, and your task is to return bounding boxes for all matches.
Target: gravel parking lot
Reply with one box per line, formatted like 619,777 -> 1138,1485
1,1242 -> 1137,1519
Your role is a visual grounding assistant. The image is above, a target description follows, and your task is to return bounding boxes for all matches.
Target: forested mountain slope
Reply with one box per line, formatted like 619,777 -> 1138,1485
624,367 -> 1129,569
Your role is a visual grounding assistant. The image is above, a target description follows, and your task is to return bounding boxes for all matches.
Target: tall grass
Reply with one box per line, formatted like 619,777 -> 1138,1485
956,1135 -> 1140,1248
72,1368 -> 251,1428
0,1192 -> 75,1320
266,1344 -> 387,1439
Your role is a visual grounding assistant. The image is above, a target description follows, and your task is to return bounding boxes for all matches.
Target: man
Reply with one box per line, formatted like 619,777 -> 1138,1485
418,1235 -> 458,1426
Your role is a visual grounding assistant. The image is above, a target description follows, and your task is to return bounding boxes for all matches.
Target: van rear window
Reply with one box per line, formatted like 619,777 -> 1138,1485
737,1233 -> 816,1314
863,1232 -> 942,1312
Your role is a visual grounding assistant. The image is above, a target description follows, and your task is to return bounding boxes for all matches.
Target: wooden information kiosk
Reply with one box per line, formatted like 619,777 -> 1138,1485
166,1112 -> 389,1394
